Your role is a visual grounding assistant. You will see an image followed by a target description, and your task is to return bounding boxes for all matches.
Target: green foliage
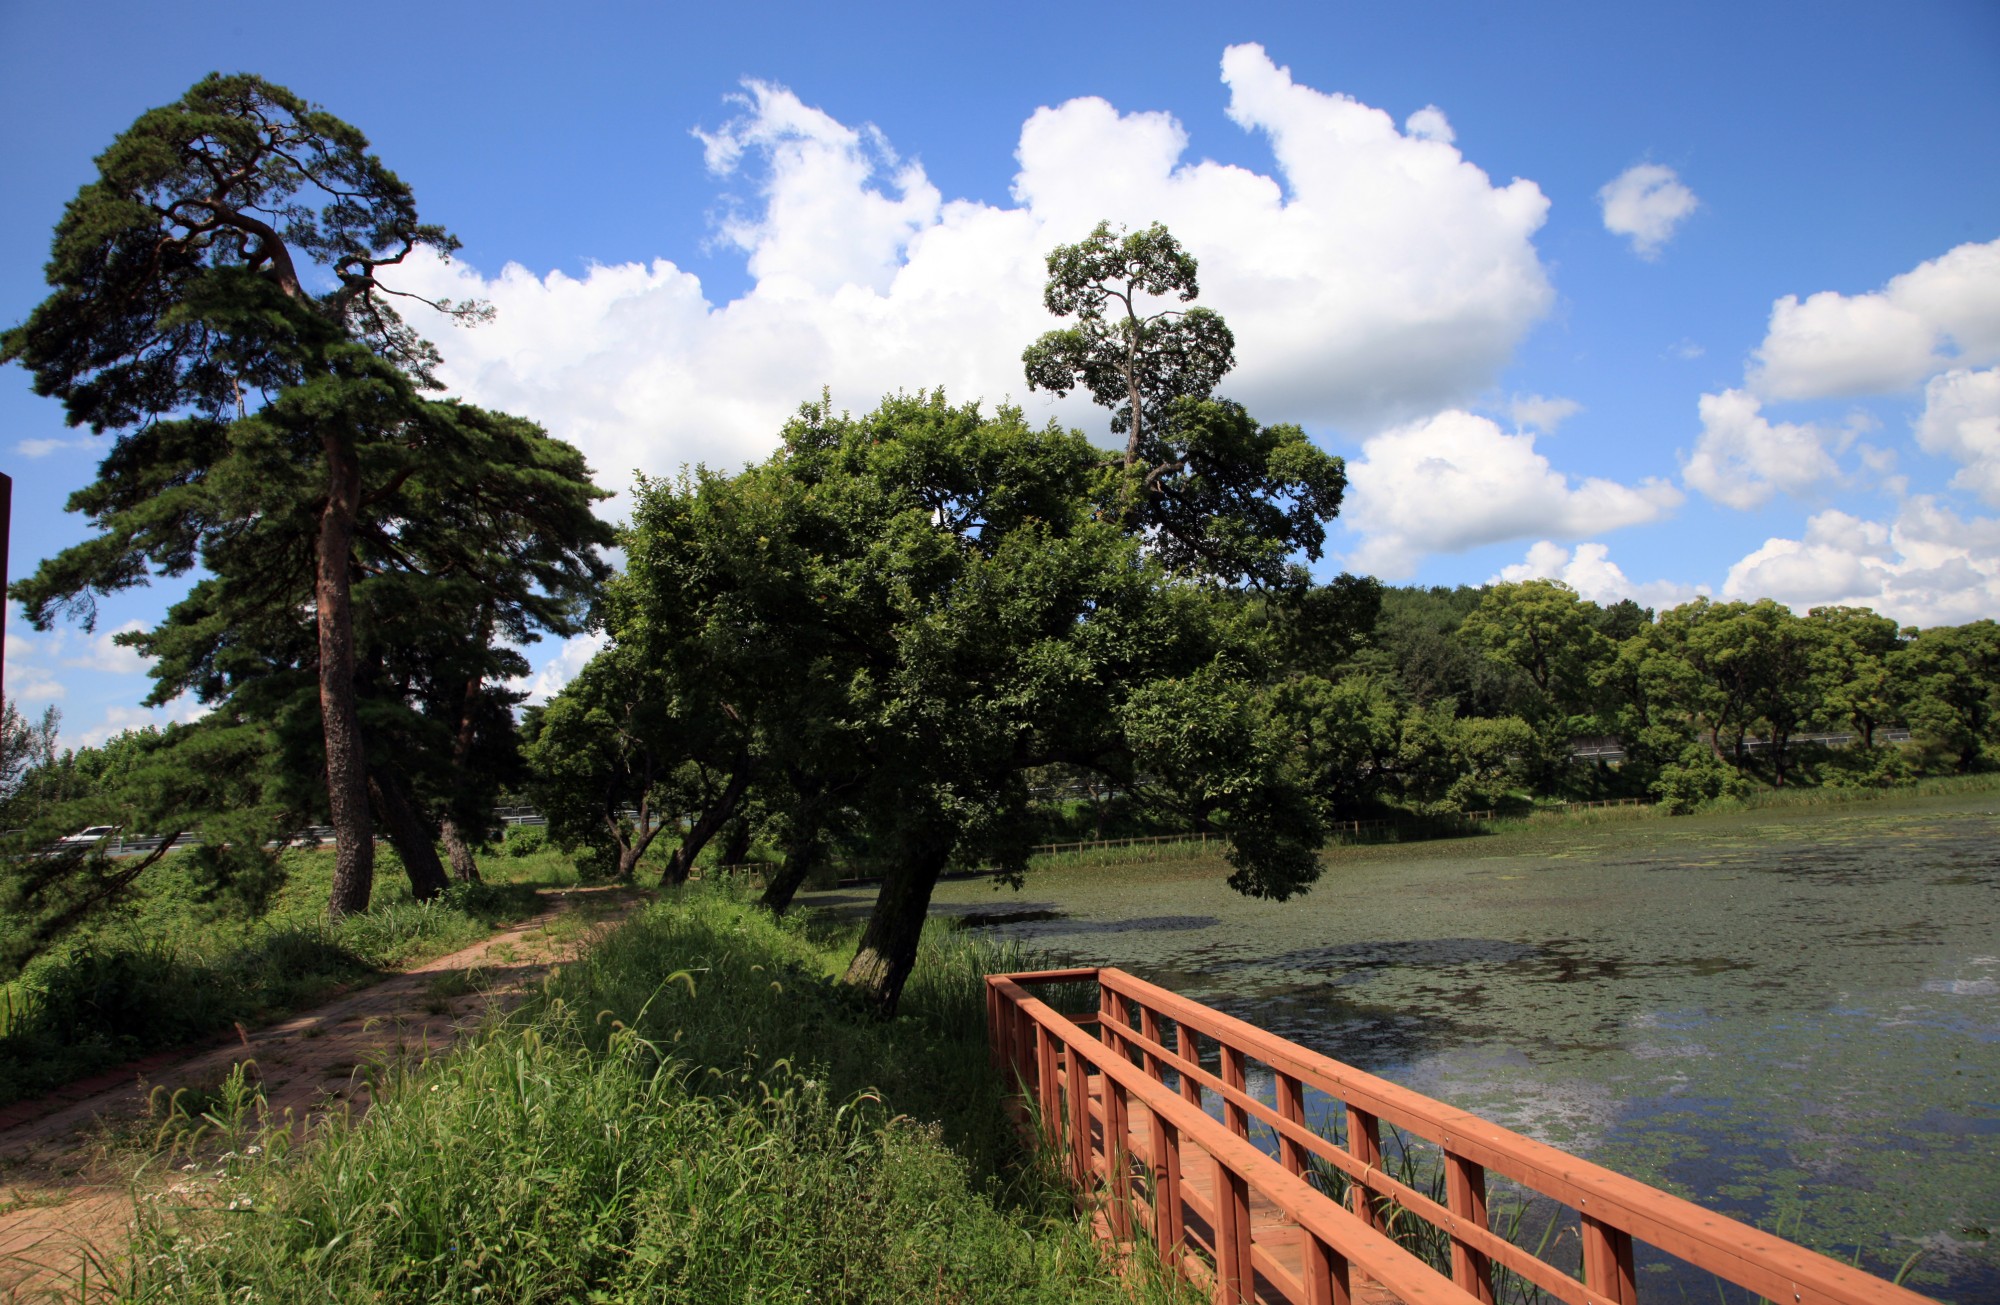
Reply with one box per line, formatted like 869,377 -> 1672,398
501,823 -> 548,857
127,886 -> 1193,1304
1890,619 -> 2000,772
1652,743 -> 1753,815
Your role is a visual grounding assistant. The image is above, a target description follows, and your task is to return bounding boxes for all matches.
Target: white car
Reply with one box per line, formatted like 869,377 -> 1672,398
58,825 -> 119,847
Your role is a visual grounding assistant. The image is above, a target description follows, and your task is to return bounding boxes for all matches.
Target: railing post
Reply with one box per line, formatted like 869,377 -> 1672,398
1213,1156 -> 1252,1305
1151,1109 -> 1184,1269
1221,1044 -> 1249,1139
1581,1214 -> 1637,1304
1138,1003 -> 1165,1082
1276,1071 -> 1307,1177
1176,1025 -> 1202,1107
1035,1023 -> 1061,1149
1445,1146 -> 1495,1303
985,980 -> 1002,1073
1101,985 -> 1127,1061
1303,1232 -> 1353,1305
1065,1041 -> 1091,1189
1013,997 -> 1034,1089
1346,1105 -> 1383,1230
1107,1078 -> 1133,1238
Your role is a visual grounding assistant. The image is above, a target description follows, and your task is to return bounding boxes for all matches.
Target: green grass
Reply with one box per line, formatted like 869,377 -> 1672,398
0,847 -> 557,1108
122,883 -> 1198,1304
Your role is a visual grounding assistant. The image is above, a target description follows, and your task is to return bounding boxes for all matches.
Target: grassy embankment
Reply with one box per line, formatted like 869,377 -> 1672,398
0,845 -> 580,1108
120,882 -> 1196,1304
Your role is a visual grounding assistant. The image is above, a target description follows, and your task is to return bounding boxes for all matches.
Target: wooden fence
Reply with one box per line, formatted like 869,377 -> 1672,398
987,966 -> 1929,1305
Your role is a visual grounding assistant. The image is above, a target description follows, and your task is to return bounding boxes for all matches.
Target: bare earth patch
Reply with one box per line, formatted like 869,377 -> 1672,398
0,885 -> 641,1302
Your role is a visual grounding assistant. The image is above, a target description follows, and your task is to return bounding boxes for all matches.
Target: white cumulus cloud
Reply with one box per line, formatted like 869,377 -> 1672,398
1749,237 -> 2000,400
1493,541 -> 1705,610
1597,164 -> 1698,259
1403,105 -> 1455,143
1683,388 -> 1844,509
60,620 -> 152,675
1915,367 -> 2000,505
14,437 -> 90,458
1341,410 -> 1682,578
1507,393 -> 1581,433
511,631 -> 610,707
1721,498 -> 2000,626
382,45 -> 1555,507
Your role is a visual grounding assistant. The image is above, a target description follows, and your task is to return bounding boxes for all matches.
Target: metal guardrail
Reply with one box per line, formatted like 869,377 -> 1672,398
990,967 -> 1932,1305
1570,729 -> 1913,762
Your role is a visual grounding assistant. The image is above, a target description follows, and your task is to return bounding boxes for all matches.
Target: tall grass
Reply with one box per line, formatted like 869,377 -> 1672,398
123,883 -> 1200,1304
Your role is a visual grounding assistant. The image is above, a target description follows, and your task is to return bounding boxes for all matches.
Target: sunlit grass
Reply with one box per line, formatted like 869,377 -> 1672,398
121,882 -> 1200,1304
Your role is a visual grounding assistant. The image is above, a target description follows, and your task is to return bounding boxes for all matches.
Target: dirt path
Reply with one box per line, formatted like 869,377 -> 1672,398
0,885 -> 642,1302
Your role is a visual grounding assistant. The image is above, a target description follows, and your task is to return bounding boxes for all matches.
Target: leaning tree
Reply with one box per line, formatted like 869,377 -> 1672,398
3,74 -> 606,917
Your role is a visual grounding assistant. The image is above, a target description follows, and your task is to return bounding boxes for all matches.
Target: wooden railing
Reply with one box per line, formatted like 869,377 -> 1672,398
986,967 -> 1931,1305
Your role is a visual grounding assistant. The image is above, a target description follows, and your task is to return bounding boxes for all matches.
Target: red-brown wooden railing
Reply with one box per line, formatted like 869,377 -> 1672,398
986,967 -> 1932,1305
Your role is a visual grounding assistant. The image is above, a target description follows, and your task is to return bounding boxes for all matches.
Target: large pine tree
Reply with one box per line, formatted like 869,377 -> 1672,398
4,74 -> 609,917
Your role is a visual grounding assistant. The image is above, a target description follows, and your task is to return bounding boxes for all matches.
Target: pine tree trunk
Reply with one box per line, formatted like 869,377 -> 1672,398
320,433 -> 374,920
440,617 -> 491,884
371,772 -> 450,901
440,816 -> 482,882
840,831 -> 953,1017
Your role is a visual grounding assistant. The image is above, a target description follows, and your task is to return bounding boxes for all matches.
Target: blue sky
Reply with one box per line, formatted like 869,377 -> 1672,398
3,0 -> 1998,748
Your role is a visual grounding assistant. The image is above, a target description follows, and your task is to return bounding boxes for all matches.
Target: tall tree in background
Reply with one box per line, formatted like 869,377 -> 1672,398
1022,222 -> 1343,589
2,74 -> 604,918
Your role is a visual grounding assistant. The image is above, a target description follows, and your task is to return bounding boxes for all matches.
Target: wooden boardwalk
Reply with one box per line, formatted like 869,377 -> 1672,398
1072,1077 -> 1402,1305
989,966 -> 1935,1305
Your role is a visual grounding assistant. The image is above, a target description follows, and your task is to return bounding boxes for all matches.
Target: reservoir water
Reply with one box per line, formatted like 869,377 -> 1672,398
833,791 -> 2000,1301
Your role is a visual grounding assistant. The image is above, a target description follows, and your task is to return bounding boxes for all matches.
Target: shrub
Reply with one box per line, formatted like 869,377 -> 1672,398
1652,743 -> 1754,814
502,823 -> 548,857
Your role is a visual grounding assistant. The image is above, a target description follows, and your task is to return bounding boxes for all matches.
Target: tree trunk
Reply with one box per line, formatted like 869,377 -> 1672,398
440,815 -> 482,882
370,772 -> 450,901
840,829 -> 954,1017
760,826 -> 822,915
663,764 -> 752,886
319,432 -> 374,920
717,814 -> 753,868
440,616 -> 491,884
